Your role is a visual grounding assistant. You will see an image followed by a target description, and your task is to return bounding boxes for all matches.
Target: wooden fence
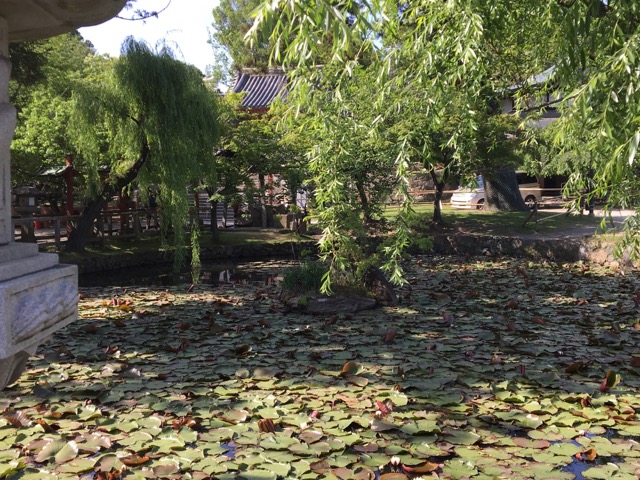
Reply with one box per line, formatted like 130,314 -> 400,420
12,208 -> 160,249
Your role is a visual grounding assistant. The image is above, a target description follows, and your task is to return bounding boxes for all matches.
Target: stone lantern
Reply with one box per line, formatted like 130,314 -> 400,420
13,186 -> 42,215
0,0 -> 127,389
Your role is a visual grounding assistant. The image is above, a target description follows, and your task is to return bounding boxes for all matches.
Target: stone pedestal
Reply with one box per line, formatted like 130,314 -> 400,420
0,244 -> 77,388
0,18 -> 78,389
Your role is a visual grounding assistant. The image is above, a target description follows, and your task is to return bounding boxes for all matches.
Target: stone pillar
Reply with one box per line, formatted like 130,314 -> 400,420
0,16 -> 78,390
0,17 -> 14,245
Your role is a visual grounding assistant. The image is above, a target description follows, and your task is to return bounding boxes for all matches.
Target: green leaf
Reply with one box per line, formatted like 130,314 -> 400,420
629,132 -> 640,166
239,469 -> 278,480
34,439 -> 68,463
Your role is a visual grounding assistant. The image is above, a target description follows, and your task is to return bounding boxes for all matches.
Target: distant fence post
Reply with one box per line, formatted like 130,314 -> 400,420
54,217 -> 61,250
133,211 -> 140,235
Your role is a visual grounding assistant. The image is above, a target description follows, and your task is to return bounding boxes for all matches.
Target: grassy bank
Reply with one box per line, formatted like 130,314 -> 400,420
384,203 -> 608,237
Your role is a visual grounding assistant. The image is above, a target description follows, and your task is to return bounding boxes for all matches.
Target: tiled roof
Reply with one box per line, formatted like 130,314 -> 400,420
230,69 -> 288,109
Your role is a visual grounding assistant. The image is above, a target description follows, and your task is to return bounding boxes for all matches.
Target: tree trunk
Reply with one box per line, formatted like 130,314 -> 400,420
482,168 -> 528,211
66,197 -> 107,251
429,170 -> 445,223
66,139 -> 150,252
356,181 -> 372,224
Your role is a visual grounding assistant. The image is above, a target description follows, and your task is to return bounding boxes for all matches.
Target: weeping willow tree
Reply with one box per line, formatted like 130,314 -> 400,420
67,38 -> 220,267
247,1 -> 557,290
250,0 -> 640,287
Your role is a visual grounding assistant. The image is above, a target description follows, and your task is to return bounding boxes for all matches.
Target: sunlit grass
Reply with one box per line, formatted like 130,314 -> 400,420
383,202 -> 604,236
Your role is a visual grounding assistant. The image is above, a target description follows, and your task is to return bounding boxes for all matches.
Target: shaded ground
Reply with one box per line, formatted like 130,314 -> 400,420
442,208 -> 630,241
2,257 -> 640,479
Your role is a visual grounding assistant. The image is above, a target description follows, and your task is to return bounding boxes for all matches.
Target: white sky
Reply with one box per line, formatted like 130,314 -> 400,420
79,0 -> 220,74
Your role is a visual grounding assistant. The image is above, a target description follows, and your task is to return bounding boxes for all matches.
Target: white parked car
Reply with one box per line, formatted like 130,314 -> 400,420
450,173 -> 541,209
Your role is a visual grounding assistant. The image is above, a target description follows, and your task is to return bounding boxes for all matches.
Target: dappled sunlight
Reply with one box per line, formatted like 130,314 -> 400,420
2,258 -> 640,478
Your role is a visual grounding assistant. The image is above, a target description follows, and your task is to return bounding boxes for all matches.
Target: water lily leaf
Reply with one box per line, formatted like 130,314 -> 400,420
336,433 -> 361,446
354,443 -> 378,453
201,428 -> 235,442
402,461 -> 440,473
77,405 -> 102,420
379,474 -> 408,480
288,442 -> 314,456
137,415 -> 164,429
54,441 -> 78,464
443,429 -> 481,446
400,420 -> 440,435
223,409 -> 250,423
341,361 -> 363,376
54,458 -> 95,474
389,393 -> 408,407
617,424 -> 640,436
310,460 -> 331,473
9,258 -> 640,479
257,408 -> 280,420
263,462 -> 291,476
299,430 -> 324,444
582,463 -> 621,479
34,439 -> 68,463
149,433 -> 186,453
383,330 -> 397,344
239,469 -> 278,479
370,418 -> 396,432
192,456 -> 229,475
290,459 -> 311,475
0,460 -> 26,478
120,454 -> 150,466
258,418 -> 276,433
346,375 -> 369,387
2,411 -> 32,428
153,463 -> 180,476
599,370 -> 621,392
229,344 -> 252,357
253,367 -> 279,379
332,467 -> 356,479
575,447 -> 597,462
94,454 -> 125,472
512,437 -> 550,449
548,442 -> 582,456
442,458 -> 478,477
565,360 -> 589,374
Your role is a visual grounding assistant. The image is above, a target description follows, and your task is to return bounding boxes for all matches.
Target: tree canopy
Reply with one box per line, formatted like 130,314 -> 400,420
209,0 -> 273,85
10,33 -> 96,187
67,38 -> 221,264
250,0 -> 640,284
11,34 -> 221,267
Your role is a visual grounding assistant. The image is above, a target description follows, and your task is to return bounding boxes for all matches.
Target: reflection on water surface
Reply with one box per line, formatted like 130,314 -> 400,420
79,260 -> 292,288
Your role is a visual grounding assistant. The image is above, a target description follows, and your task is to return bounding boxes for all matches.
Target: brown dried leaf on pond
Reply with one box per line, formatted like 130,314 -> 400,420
341,361 -> 362,376
2,410 -> 32,428
310,460 -> 331,474
565,360 -> 589,374
258,418 -> 276,433
402,460 -> 440,474
120,454 -> 150,466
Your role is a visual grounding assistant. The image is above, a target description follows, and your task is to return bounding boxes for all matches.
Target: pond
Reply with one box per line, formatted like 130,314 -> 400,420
78,260 -> 293,288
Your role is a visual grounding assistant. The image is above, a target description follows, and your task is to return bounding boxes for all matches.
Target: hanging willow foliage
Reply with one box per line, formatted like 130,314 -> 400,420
68,38 -> 220,269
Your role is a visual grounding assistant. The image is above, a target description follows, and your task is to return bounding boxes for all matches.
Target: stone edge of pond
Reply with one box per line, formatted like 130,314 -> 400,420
60,234 -> 632,275
430,234 -> 633,268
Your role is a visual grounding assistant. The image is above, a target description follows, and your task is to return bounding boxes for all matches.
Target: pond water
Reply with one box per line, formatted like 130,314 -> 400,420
78,260 -> 290,288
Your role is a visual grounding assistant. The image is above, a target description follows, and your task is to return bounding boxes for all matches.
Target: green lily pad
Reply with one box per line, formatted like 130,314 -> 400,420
238,469 -> 278,479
